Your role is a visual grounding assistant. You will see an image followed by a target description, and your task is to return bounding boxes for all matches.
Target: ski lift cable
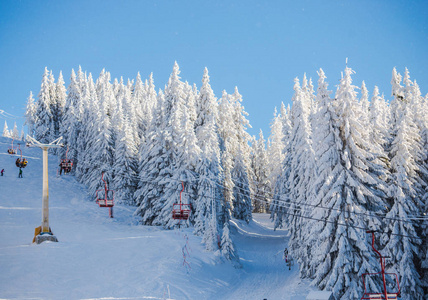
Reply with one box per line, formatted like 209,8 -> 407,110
128,176 -> 423,240
127,172 -> 428,223
0,109 -> 21,119
124,170 -> 428,223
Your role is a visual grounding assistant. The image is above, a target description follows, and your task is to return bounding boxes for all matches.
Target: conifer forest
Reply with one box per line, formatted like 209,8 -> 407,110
18,62 -> 428,299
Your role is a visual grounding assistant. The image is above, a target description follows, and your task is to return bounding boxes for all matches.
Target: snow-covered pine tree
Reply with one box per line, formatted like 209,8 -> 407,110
369,86 -> 390,156
251,130 -> 271,214
120,78 -> 140,150
286,76 -> 316,278
312,66 -> 388,299
86,70 -> 114,196
270,103 -> 292,230
34,67 -> 53,143
232,144 -> 252,221
12,122 -> 19,140
217,90 -> 236,226
132,72 -> 145,140
267,107 -> 284,192
383,98 -> 424,299
76,73 -> 98,184
230,87 -> 253,222
154,69 -> 201,229
359,81 -> 370,132
381,68 -> 426,299
134,89 -> 168,224
2,121 -> 9,138
193,68 -> 223,248
20,126 -> 25,141
305,68 -> 343,280
216,89 -> 241,263
111,81 -> 138,205
134,62 -> 194,228
59,69 -> 81,173
25,91 -> 37,137
51,71 -> 66,146
74,73 -> 93,181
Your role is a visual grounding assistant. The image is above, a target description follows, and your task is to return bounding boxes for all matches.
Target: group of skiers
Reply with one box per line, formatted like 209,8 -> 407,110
0,168 -> 23,178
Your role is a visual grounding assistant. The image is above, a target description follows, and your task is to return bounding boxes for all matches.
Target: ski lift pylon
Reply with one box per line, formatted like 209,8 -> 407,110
95,172 -> 114,218
361,231 -> 400,300
172,182 -> 191,221
59,146 -> 73,174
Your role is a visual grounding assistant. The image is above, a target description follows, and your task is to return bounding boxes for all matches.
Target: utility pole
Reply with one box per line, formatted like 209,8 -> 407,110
27,136 -> 63,244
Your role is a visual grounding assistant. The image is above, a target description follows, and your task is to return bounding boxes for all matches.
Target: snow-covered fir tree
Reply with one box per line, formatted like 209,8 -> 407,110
34,67 -> 53,143
251,130 -> 271,213
193,68 -> 223,250
313,67 -> 388,299
382,69 -> 425,299
2,121 -> 10,138
267,107 -> 284,191
25,91 -> 37,137
270,103 -> 292,229
12,122 -> 19,140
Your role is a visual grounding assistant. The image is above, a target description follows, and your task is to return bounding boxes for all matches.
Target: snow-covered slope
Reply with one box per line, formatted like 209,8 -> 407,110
0,136 -> 313,300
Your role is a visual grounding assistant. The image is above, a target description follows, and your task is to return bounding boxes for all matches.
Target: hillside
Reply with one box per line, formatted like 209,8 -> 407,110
0,136 -> 313,300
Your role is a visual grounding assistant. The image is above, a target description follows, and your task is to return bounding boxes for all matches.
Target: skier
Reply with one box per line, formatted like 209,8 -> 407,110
1,168 -> 4,176
284,248 -> 288,263
18,168 -> 23,178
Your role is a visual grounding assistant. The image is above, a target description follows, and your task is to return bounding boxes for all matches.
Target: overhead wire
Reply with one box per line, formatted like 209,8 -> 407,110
106,172 -> 424,240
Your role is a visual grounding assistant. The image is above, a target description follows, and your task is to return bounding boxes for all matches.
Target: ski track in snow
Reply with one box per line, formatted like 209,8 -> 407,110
0,137 -> 312,300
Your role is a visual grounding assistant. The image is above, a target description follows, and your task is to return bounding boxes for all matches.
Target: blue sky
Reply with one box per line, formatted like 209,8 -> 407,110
0,0 -> 427,138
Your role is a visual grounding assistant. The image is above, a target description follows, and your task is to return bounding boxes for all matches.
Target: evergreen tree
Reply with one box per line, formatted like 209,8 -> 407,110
267,107 -> 284,192
59,69 -> 80,172
35,67 -> 53,143
382,69 -> 425,299
251,130 -> 271,213
193,68 -> 222,246
270,103 -> 292,229
51,71 -> 66,144
12,122 -> 19,140
312,67 -> 387,299
25,91 -> 37,137
286,77 -> 316,276
2,121 -> 9,138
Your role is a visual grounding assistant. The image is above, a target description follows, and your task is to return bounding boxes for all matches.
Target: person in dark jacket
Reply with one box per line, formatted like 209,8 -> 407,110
1,169 -> 4,176
18,168 -> 23,178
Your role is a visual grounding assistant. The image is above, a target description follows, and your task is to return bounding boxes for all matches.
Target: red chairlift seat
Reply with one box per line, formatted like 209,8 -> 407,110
8,139 -> 16,154
16,158 -> 28,168
15,145 -> 27,168
60,159 -> 73,174
95,172 -> 114,218
361,231 -> 400,300
96,189 -> 114,207
172,182 -> 191,220
59,146 -> 73,174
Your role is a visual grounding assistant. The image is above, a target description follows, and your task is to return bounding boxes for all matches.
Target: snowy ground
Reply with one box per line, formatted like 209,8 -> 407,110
0,137 -> 314,300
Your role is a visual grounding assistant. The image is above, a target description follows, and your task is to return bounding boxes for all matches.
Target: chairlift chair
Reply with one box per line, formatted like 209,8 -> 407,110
15,144 -> 27,168
172,182 -> 191,220
7,139 -> 16,154
59,146 -> 73,174
95,172 -> 114,218
361,231 -> 400,300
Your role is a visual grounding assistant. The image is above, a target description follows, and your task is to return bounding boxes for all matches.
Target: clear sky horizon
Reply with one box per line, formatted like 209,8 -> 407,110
1,0 -> 427,140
